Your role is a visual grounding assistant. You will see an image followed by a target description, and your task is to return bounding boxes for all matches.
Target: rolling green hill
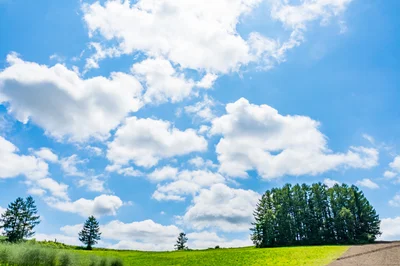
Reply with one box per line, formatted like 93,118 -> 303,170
0,240 -> 348,266
77,245 -> 348,266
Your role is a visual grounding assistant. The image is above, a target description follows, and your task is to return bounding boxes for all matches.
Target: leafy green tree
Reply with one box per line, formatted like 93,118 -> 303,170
79,216 -> 101,250
0,196 -> 40,242
175,232 -> 188,250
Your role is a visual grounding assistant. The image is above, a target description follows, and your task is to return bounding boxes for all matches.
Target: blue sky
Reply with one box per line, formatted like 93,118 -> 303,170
1,0 -> 400,250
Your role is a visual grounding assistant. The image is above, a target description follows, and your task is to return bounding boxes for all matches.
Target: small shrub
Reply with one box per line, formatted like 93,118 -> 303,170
110,258 -> 124,266
59,253 -> 72,266
215,245 -> 220,249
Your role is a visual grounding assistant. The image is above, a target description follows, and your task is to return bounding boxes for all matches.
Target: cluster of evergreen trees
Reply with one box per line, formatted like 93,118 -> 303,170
251,183 -> 381,248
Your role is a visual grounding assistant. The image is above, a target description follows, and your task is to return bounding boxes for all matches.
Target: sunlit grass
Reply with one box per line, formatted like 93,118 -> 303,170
0,238 -> 348,266
74,245 -> 348,266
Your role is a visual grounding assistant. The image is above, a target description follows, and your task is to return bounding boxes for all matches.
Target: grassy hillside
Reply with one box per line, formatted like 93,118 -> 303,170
74,246 -> 348,266
0,239 -> 348,266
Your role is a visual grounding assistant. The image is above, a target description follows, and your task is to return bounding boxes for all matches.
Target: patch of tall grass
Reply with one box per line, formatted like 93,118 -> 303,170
0,241 -> 124,266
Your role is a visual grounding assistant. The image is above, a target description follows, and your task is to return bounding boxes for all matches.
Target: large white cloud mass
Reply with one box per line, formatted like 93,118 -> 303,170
210,98 -> 378,178
0,53 -> 143,142
82,0 -> 352,73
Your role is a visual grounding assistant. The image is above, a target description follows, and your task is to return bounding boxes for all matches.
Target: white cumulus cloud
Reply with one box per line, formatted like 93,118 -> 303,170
0,53 -> 143,142
107,116 -> 207,168
33,148 -> 58,163
82,0 -> 352,73
46,194 -> 124,217
182,183 -> 260,232
152,170 -> 226,201
210,98 -> 379,179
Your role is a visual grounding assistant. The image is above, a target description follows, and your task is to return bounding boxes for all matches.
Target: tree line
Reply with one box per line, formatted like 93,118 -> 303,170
251,183 -> 381,248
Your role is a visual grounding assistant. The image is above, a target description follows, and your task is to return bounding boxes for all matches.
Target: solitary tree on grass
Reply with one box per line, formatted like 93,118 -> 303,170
79,216 -> 101,250
0,196 -> 40,242
175,232 -> 188,250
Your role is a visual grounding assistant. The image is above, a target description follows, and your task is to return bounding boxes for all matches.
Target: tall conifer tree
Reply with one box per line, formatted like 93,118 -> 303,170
251,183 -> 381,248
79,216 -> 101,250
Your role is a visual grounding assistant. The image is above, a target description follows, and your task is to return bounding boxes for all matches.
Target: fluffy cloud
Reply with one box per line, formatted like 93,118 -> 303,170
182,184 -> 260,232
107,117 -> 207,168
26,178 -> 69,200
148,166 -> 178,182
33,148 -> 58,163
210,98 -> 379,179
102,220 -> 179,244
0,53 -> 143,142
188,157 -> 218,169
356,178 -> 379,190
0,137 -> 68,199
0,136 -> 49,180
384,171 -> 397,179
46,195 -> 123,217
152,170 -> 225,201
379,217 -> 400,241
82,0 -> 259,73
61,219 -> 180,251
82,0 -> 351,73
132,58 -> 198,104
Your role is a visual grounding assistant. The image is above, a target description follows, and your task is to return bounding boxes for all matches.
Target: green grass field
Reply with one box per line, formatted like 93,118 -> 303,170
0,239 -> 348,266
74,245 -> 348,266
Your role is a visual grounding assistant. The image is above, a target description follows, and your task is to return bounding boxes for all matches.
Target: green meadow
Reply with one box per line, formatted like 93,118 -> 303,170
0,240 -> 348,266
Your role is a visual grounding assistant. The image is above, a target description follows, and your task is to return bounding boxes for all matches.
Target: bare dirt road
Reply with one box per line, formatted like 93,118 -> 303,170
329,242 -> 400,266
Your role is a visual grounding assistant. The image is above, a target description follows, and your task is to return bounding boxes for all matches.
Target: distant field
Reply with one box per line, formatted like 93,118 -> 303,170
74,245 -> 349,266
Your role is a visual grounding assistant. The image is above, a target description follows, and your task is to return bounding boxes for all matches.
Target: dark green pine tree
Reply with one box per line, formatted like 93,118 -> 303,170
20,196 -> 40,239
79,216 -> 101,250
349,185 -> 381,242
175,232 -> 188,250
0,196 -> 40,242
251,193 -> 268,247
